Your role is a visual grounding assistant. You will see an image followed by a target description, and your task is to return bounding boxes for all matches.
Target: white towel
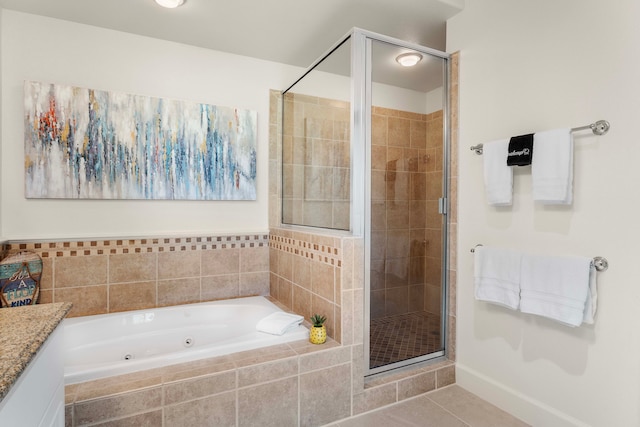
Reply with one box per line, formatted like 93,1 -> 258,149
532,128 -> 573,204
483,139 -> 513,206
582,263 -> 598,325
520,254 -> 595,327
474,246 -> 522,310
256,312 -> 304,335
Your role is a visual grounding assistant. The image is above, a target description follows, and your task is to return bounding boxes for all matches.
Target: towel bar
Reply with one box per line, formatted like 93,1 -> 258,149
470,245 -> 609,272
470,120 -> 610,155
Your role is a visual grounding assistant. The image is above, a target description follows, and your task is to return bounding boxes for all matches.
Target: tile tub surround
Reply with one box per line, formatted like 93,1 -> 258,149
2,234 -> 270,317
0,302 -> 72,403
64,338 -> 456,427
269,228 -> 348,343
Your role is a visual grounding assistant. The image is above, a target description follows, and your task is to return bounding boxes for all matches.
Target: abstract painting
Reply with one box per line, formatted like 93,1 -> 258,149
24,81 -> 257,200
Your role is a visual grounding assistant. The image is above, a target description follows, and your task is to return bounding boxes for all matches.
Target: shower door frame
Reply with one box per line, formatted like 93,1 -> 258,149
351,29 -> 452,376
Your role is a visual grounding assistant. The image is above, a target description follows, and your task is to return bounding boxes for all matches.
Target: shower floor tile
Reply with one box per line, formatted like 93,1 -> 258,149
369,311 -> 442,369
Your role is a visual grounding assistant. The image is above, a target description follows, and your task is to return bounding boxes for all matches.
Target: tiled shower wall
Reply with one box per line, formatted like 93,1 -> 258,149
371,107 -> 445,319
2,235 -> 269,317
281,92 -> 351,230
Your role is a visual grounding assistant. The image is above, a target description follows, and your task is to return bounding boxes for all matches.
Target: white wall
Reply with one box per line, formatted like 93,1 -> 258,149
1,10 -> 303,240
448,1 -> 640,426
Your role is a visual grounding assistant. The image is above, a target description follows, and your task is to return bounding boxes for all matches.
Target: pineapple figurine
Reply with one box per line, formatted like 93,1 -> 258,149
309,314 -> 327,344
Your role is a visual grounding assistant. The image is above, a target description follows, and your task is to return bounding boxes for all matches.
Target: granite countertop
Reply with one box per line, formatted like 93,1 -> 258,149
0,302 -> 72,403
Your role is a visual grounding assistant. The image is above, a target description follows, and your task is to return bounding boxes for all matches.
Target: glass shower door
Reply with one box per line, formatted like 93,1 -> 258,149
367,39 -> 447,372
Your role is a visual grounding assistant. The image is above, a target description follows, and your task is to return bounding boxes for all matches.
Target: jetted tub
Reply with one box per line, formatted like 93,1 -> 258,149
63,296 -> 308,384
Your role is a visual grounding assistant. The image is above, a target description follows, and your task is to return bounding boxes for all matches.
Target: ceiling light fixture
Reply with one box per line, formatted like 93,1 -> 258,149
395,53 -> 423,67
155,0 -> 185,8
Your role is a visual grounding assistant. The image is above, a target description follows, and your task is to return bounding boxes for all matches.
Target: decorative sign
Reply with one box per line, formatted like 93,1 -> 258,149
24,81 -> 257,200
0,252 -> 42,308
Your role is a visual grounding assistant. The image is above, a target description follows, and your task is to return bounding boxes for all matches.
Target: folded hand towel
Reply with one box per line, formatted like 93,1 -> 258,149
507,133 -> 534,166
520,254 -> 594,327
474,246 -> 522,310
532,128 -> 573,204
256,312 -> 304,335
483,139 -> 513,206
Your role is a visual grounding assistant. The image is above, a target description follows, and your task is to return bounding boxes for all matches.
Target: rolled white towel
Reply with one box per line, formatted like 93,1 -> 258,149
256,312 -> 304,335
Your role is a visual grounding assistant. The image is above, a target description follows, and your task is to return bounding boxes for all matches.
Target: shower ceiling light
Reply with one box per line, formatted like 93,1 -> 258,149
155,0 -> 185,8
395,53 -> 423,67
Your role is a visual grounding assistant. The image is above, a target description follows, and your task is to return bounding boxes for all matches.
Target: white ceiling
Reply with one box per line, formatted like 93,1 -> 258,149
0,0 -> 464,91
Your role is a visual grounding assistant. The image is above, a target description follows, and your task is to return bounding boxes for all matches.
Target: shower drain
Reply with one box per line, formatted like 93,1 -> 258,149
184,337 -> 194,347
123,354 -> 133,360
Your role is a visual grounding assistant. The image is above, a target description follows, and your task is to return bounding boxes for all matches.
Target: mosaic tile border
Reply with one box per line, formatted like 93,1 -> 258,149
3,234 -> 269,258
269,234 -> 341,267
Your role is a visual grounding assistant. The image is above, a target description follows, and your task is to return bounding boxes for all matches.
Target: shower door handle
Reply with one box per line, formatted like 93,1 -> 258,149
438,197 -> 447,215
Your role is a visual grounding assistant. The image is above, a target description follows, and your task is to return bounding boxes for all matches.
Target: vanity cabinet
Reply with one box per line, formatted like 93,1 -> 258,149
0,326 -> 65,426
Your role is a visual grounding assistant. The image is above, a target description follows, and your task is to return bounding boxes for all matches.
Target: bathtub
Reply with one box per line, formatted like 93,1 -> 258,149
63,296 -> 308,384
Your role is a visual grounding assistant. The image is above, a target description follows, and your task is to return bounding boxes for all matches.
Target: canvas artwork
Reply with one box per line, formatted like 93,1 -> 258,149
24,81 -> 257,200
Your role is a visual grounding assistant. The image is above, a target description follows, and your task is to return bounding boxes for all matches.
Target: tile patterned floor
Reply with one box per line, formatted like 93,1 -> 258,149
329,385 -> 531,427
370,312 -> 442,368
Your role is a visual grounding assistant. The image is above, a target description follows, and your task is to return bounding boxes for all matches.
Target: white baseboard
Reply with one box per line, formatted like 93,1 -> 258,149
455,363 -> 590,427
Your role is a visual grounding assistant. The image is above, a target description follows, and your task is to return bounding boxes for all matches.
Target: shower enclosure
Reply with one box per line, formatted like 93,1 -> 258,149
281,28 -> 450,375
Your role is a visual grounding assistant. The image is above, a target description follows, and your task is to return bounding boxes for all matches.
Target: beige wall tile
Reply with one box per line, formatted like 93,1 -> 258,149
201,274 -> 239,301
372,114 -> 388,146
164,371 -> 236,405
232,344 -> 296,368
40,257 -> 53,290
201,248 -> 239,277
278,277 -> 293,309
277,251 -> 293,281
56,285 -> 107,317
353,383 -> 397,415
341,290 -> 354,345
109,281 -> 156,313
300,363 -> 351,427
410,119 -> 427,149
436,364 -> 456,388
385,287 -> 409,316
238,377 -> 298,427
237,357 -> 298,387
239,246 -> 269,273
293,255 -> 312,290
164,390 -> 236,427
109,253 -> 157,284
299,346 -> 351,373
240,272 -> 269,296
158,251 -> 200,280
56,256 -> 108,288
38,289 -> 52,304
311,261 -> 334,302
92,410 -> 163,427
388,116 -> 411,147
74,371 -> 162,402
292,284 -> 312,320
74,387 -> 162,425
157,277 -> 200,307
397,370 -> 436,400
65,404 -> 72,427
